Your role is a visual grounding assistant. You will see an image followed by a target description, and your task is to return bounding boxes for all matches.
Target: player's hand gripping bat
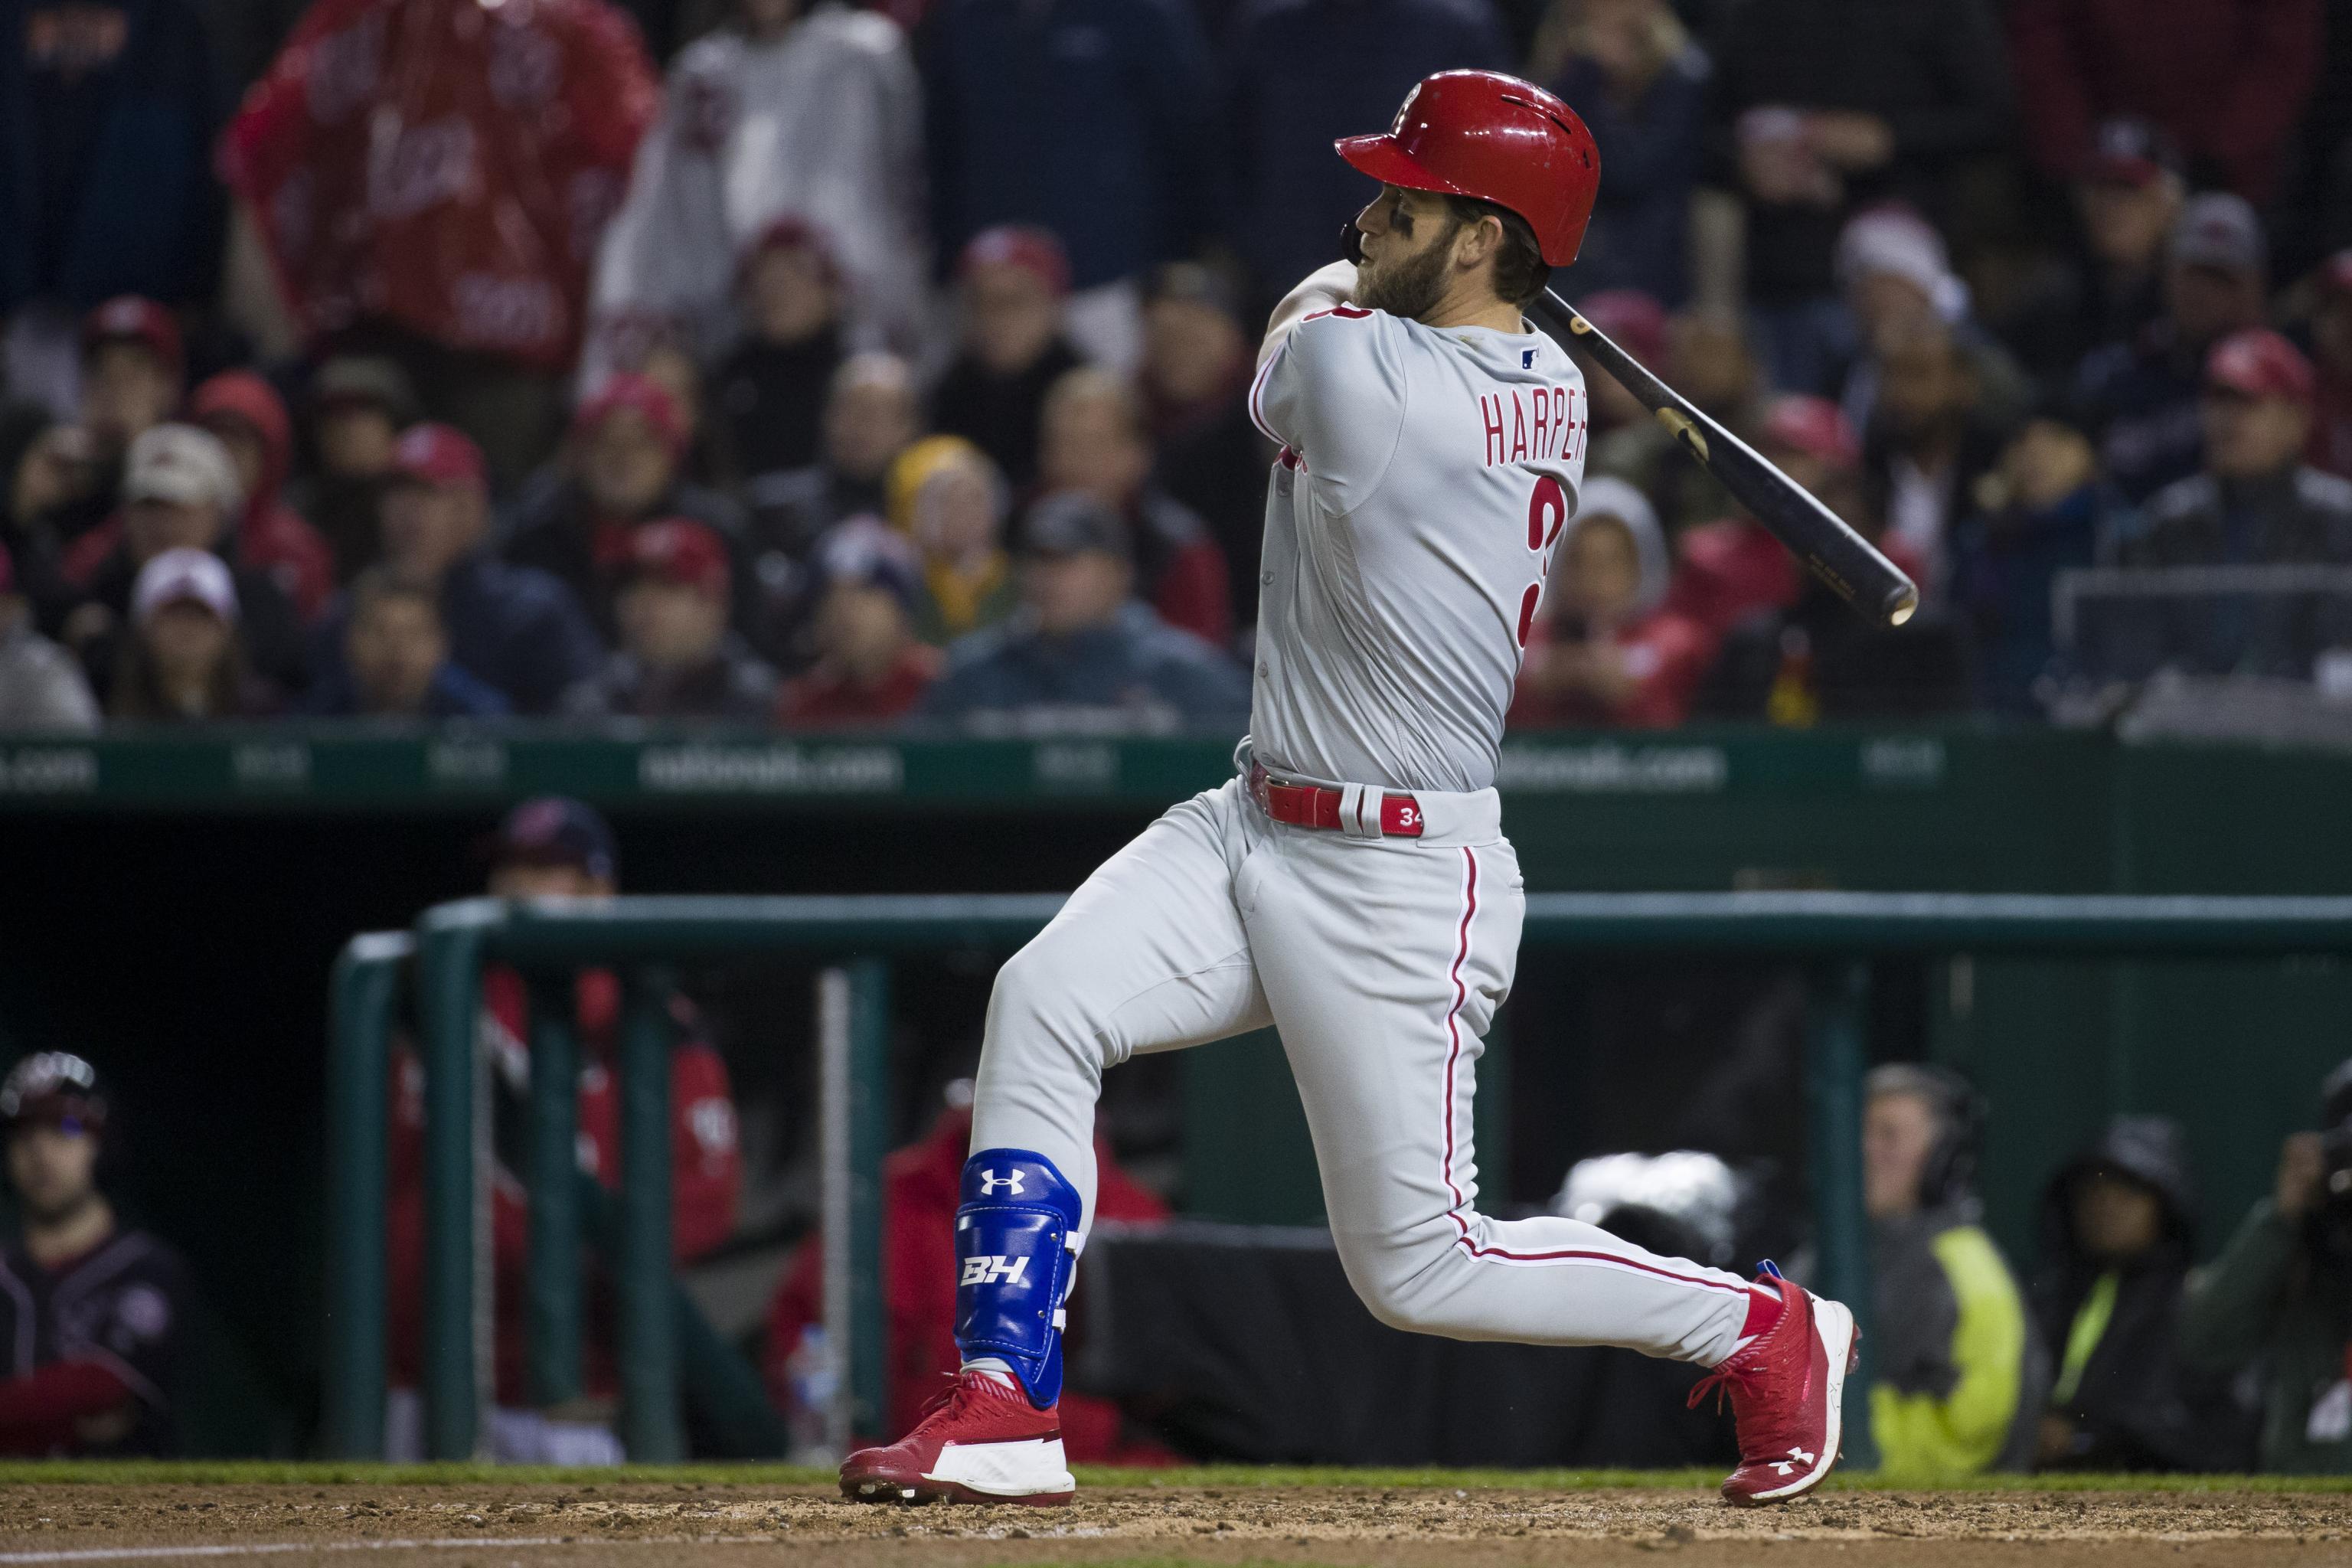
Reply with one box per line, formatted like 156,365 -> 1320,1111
1519,289 -> 1918,626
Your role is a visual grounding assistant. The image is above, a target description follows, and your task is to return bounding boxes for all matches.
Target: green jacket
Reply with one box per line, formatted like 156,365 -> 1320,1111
2179,1199 -> 2352,1474
1870,1205 -> 2046,1482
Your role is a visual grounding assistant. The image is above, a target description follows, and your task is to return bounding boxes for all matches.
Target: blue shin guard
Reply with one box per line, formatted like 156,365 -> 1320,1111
954,1148 -> 1082,1408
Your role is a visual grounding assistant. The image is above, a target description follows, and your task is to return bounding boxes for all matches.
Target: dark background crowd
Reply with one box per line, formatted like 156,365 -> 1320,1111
2,0 -> 2347,739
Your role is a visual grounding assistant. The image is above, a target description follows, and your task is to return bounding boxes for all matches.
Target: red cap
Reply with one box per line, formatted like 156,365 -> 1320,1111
742,214 -> 841,287
390,423 -> 488,489
81,295 -> 184,376
626,518 -> 730,599
574,372 -> 687,456
2205,328 -> 2316,406
957,225 -> 1072,297
1759,394 -> 1860,470
1336,70 -> 1601,267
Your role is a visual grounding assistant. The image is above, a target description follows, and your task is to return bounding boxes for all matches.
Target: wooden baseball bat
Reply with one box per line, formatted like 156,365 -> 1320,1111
1522,289 -> 1919,628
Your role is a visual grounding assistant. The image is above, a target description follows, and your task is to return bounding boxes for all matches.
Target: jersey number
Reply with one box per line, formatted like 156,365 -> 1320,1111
1516,475 -> 1570,649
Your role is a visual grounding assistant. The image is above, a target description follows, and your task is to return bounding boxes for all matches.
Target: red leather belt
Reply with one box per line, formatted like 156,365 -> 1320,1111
1248,761 -> 1424,838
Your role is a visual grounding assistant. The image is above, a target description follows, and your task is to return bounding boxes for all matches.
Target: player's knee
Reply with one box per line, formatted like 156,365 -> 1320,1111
1337,1238 -> 1462,1338
1337,1221 -> 1501,1339
984,946 -> 1102,1070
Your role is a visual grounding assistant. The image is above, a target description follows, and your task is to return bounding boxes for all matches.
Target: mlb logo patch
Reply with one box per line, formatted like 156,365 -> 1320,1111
1521,348 -> 1537,369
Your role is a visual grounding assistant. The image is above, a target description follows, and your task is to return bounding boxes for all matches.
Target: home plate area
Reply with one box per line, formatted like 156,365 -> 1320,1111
0,1479 -> 2346,1568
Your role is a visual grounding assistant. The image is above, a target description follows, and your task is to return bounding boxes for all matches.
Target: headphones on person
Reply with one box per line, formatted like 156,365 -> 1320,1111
1867,1062 -> 1987,1209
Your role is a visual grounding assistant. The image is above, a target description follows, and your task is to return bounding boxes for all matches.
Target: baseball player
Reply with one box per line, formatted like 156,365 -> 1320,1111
843,70 -> 1855,1508
0,1054 -> 191,1455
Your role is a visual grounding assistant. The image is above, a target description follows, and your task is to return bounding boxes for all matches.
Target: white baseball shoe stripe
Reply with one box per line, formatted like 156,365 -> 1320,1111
924,1436 -> 1076,1498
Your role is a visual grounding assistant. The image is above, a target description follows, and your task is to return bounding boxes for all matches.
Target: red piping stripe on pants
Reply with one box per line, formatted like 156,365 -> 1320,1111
1436,845 -> 1747,1296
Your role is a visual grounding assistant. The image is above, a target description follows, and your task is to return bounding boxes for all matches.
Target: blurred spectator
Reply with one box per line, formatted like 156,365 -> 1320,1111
2124,331 -> 2352,569
13,301 -> 187,560
107,547 -> 276,721
2033,1116 -> 2253,1472
1949,399 -> 2117,715
884,436 -> 1018,645
1861,1064 -> 2042,1482
0,4 -> 221,420
56,423 -> 308,699
930,230 -> 1083,492
1531,0 -> 1708,305
2310,252 -> 2352,482
1860,318 -> 2012,606
2007,120 -> 2187,382
1835,207 -> 2030,436
923,494 -> 1252,732
2008,0 -> 2322,206
632,341 -> 715,490
288,357 -> 420,586
1588,301 -> 1744,536
74,300 -> 182,484
317,424 -> 600,715
584,0 -> 925,383
2078,193 -> 2270,503
1222,0 -> 1509,306
1669,394 -> 1851,637
765,1089 -> 1171,1459
386,799 -> 741,1464
0,542 -> 98,731
219,0 -> 660,485
0,1053 -> 191,1456
710,220 -> 849,493
505,374 -> 747,638
2180,1056 -> 2352,1472
564,519 -> 776,720
774,518 -> 939,726
1689,394 -> 1970,722
923,0 -> 1216,369
1708,0 -> 2011,395
1037,368 -> 1233,647
188,373 -> 334,623
1509,478 -> 1713,728
304,567 -> 510,720
1139,266 -> 1272,631
750,354 -> 921,568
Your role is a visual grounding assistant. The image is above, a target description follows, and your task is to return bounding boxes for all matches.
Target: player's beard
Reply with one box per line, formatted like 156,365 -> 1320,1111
1355,218 -> 1462,322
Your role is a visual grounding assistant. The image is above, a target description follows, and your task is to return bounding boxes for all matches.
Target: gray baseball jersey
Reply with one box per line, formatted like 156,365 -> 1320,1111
959,295 -> 1759,1492
1246,304 -> 1589,792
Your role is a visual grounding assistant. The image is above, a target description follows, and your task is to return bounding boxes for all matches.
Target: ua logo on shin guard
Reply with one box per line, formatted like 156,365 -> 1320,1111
955,1148 -> 1082,1407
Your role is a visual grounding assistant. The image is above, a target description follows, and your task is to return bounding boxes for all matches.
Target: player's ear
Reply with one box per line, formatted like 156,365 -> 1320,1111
1455,212 -> 1502,273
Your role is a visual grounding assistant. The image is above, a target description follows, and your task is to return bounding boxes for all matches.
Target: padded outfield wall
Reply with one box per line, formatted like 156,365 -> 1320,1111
0,723 -> 2344,1447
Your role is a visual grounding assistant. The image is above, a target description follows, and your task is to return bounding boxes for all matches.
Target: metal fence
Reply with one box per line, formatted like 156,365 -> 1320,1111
323,890 -> 2352,1466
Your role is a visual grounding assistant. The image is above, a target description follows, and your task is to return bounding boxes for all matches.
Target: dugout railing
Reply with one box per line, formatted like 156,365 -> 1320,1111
323,890 -> 2352,1466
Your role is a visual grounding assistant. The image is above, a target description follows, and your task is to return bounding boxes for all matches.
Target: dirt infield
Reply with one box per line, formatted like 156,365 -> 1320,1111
2,1479 -> 2351,1568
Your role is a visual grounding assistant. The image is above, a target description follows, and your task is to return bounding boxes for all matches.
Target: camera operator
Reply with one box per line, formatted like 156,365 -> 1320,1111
2180,1059 -> 2352,1472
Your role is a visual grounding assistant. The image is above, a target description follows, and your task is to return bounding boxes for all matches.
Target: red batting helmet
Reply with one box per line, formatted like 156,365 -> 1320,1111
1336,70 -> 1601,268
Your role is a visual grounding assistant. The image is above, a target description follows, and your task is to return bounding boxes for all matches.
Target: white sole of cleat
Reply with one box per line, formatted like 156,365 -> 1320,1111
841,1437 -> 1076,1508
1734,1296 -> 1859,1507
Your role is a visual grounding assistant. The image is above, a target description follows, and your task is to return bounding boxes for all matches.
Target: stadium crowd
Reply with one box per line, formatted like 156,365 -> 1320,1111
0,0 -> 2346,736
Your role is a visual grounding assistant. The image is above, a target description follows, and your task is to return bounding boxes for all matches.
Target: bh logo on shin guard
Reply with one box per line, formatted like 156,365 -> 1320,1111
959,1254 -> 1031,1287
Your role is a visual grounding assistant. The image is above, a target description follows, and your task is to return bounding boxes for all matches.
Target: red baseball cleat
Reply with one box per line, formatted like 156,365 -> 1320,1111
1688,1267 -> 1860,1507
839,1370 -> 1076,1506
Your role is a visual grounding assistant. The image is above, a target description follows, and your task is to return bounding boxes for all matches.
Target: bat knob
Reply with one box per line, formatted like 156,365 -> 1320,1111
1883,580 -> 1920,627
